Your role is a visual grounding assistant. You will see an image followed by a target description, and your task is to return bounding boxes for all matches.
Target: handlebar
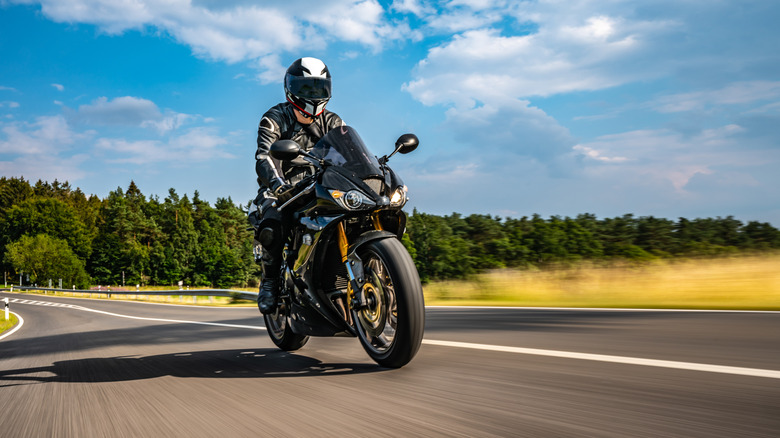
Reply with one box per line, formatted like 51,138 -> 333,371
274,182 -> 315,211
272,172 -> 319,211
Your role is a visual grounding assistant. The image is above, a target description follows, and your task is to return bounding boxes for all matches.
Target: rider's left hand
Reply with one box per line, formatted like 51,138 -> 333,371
275,185 -> 296,204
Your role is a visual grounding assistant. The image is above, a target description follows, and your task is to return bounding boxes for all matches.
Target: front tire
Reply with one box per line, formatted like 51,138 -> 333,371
264,302 -> 309,351
352,238 -> 425,368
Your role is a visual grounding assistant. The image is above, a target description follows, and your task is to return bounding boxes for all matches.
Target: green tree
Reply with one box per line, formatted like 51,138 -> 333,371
635,216 -> 676,256
406,210 -> 475,282
742,221 -> 780,249
463,214 -> 509,270
562,216 -> 603,260
598,214 -> 642,258
524,215 -> 569,262
503,216 -> 533,266
2,197 -> 95,260
5,234 -> 90,288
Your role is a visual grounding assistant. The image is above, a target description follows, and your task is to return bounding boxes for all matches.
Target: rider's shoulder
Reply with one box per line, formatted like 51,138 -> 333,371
263,102 -> 294,120
322,109 -> 345,128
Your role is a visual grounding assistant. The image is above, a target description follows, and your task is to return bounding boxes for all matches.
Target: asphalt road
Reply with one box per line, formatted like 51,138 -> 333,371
1,292 -> 778,437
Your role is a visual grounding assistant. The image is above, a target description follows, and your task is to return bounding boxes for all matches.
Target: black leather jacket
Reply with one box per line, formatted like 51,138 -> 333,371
255,102 -> 344,196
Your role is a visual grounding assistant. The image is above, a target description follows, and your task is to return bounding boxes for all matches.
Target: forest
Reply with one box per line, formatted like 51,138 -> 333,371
2,177 -> 779,288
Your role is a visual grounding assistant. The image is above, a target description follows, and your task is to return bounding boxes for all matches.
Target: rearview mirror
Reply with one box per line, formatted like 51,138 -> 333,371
270,140 -> 301,161
395,133 -> 419,154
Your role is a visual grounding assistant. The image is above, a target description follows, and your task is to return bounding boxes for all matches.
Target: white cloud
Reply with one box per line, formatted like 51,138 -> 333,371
0,115 -> 85,155
442,98 -> 575,161
0,115 -> 93,183
390,0 -> 433,16
72,96 -> 162,125
12,0 -> 408,75
0,153 -> 90,183
68,96 -> 192,134
95,127 -> 232,165
0,86 -> 18,92
406,121 -> 779,220
141,113 -> 191,135
400,97 -> 578,197
652,81 -> 780,113
0,101 -> 20,108
573,124 -> 769,192
404,11 -> 670,108
51,83 -> 65,91
572,145 -> 629,163
254,54 -> 286,85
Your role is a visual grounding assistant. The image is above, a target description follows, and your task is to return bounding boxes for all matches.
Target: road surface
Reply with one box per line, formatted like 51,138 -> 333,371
1,292 -> 778,437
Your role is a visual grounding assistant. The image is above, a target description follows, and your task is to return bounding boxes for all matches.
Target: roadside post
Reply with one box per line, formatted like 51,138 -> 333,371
4,297 -> 9,321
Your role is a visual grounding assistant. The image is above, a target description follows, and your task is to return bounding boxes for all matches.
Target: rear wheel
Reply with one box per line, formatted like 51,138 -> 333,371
352,238 -> 425,368
264,301 -> 309,351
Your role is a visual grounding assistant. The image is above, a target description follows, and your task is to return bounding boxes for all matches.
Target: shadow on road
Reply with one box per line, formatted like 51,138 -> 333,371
0,321 -> 265,359
0,349 -> 386,386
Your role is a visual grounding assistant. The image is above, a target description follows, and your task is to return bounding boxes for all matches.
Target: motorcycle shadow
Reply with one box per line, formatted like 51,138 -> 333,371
0,349 -> 387,385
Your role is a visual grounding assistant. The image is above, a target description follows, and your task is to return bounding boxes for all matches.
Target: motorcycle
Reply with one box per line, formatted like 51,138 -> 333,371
255,126 -> 424,368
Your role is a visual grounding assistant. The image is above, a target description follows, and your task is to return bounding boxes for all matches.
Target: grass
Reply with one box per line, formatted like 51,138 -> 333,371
1,313 -> 19,335
423,254 -> 780,310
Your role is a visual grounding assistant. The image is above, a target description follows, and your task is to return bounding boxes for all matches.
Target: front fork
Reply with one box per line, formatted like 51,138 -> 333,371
338,221 -> 367,312
338,212 -> 388,315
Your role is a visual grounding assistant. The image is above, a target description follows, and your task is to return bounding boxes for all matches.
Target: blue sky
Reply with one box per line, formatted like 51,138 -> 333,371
1,0 -> 779,224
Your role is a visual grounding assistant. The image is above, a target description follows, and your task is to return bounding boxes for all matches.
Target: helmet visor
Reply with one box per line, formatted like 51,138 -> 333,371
286,76 -> 332,100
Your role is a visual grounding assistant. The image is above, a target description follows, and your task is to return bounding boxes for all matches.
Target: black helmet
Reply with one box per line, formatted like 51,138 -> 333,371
284,57 -> 332,117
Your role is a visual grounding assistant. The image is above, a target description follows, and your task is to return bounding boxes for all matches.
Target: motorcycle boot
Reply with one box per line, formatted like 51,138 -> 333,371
258,275 -> 280,314
257,225 -> 283,314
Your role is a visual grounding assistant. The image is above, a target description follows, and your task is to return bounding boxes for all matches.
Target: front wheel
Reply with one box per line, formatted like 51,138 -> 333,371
352,238 -> 425,368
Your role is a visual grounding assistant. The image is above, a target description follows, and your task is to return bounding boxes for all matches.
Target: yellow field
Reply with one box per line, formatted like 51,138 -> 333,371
423,254 -> 780,310
8,254 -> 779,311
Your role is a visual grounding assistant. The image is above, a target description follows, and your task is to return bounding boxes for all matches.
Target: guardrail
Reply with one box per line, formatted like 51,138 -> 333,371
0,286 -> 259,302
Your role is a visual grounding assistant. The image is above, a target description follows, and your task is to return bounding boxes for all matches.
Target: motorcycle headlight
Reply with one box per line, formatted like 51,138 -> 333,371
344,191 -> 363,209
329,189 -> 375,210
389,185 -> 408,207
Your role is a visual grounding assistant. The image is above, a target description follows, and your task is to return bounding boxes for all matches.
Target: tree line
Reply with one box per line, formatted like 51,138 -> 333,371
1,177 -> 257,289
405,210 -> 780,282
2,177 -> 779,288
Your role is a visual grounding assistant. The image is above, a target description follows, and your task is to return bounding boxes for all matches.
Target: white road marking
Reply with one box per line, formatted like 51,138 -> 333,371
422,339 -> 780,379
6,298 -> 266,331
0,312 -> 24,341
7,296 -> 780,379
73,305 -> 267,331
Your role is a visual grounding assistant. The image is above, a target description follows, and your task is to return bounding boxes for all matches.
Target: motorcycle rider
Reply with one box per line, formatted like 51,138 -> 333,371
251,57 -> 345,314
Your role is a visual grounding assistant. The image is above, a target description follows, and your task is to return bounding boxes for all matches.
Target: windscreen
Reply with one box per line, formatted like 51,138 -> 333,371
309,126 -> 382,179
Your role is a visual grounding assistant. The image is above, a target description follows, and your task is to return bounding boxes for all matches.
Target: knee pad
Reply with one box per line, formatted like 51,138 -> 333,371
258,227 -> 275,247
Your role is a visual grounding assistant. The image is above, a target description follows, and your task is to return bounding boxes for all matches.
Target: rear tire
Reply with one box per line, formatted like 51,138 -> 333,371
352,238 -> 425,368
264,303 -> 309,351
